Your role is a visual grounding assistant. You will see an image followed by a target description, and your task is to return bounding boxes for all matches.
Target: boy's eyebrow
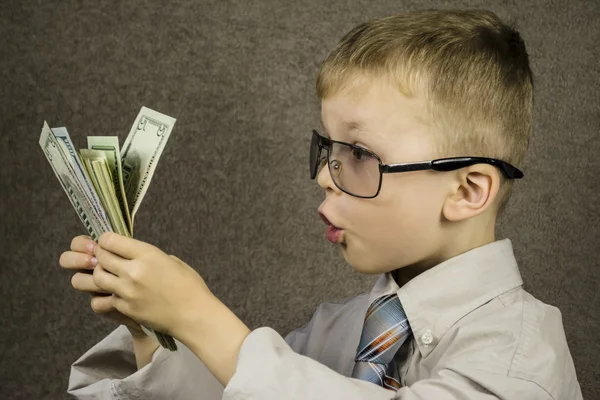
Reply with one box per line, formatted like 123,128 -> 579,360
346,120 -> 365,133
319,118 -> 365,139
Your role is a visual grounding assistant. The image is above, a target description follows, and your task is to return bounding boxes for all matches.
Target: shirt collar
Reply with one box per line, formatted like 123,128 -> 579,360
367,238 -> 523,358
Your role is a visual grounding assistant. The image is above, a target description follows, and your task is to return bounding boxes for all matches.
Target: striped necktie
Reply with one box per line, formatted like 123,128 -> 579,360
351,293 -> 412,391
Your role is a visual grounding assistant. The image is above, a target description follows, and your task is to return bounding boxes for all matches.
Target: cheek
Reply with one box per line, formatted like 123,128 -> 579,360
361,174 -> 442,231
343,174 -> 445,269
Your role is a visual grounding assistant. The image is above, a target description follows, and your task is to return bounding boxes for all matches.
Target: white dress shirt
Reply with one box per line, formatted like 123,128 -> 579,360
68,238 -> 582,399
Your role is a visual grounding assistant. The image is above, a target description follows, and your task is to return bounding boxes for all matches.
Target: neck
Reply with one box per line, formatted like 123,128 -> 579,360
393,213 -> 497,288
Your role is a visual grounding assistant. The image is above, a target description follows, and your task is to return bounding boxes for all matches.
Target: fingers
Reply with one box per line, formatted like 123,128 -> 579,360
90,294 -> 115,314
71,271 -> 110,294
61,235 -> 97,271
93,264 -> 121,294
90,294 -> 129,319
70,235 -> 97,254
60,251 -> 96,271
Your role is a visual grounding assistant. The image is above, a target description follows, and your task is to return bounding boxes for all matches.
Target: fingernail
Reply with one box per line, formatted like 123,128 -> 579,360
87,243 -> 95,253
90,257 -> 98,266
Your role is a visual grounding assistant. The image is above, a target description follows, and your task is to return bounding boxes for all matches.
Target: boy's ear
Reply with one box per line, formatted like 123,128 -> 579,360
442,165 -> 501,222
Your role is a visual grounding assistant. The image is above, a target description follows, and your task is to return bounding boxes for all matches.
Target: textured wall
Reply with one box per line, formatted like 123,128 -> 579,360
1,0 -> 598,399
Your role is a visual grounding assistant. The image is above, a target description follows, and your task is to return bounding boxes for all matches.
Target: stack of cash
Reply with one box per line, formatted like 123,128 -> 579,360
39,106 -> 178,351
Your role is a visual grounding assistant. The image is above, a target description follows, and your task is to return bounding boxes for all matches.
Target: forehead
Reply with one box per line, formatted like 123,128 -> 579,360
320,76 -> 430,142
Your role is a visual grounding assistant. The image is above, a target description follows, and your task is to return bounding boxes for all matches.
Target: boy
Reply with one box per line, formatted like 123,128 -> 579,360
61,9 -> 582,399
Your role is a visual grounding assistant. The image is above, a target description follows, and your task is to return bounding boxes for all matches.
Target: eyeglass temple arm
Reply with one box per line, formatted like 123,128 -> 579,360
432,157 -> 524,179
382,157 -> 524,179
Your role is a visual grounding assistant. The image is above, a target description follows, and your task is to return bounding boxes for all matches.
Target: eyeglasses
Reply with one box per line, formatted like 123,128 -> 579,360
309,130 -> 524,199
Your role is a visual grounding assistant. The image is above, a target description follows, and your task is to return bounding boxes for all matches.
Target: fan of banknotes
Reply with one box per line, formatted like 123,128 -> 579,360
39,106 -> 178,351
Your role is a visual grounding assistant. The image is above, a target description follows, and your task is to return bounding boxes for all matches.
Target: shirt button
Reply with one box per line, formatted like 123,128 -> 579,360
420,330 -> 434,346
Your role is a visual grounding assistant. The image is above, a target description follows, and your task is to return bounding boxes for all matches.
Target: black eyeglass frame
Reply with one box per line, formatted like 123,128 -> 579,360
310,130 -> 524,199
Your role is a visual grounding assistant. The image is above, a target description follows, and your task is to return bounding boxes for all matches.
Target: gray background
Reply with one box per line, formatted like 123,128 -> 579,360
1,0 -> 598,399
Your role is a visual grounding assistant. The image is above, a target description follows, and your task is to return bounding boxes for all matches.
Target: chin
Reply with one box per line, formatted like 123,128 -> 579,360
340,244 -> 389,275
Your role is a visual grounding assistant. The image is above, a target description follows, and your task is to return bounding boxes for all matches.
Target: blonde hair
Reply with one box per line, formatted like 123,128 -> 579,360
316,9 -> 534,214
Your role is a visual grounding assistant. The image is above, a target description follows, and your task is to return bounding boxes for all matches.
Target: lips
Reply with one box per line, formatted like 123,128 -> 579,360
318,210 -> 344,244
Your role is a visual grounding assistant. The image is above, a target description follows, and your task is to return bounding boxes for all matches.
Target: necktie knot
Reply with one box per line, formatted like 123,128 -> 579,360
351,293 -> 412,390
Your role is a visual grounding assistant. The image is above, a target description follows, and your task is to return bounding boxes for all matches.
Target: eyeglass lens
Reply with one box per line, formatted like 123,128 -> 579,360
311,132 -> 381,197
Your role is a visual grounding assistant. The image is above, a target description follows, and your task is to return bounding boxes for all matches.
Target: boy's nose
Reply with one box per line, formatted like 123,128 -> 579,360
317,160 -> 342,195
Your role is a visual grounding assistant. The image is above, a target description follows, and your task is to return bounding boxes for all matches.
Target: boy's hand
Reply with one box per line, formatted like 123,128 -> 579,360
63,232 -> 250,385
90,232 -> 213,339
59,235 -> 147,338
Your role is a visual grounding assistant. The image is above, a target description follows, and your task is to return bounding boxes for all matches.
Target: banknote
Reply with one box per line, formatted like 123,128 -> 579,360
39,123 -> 107,241
88,137 -> 132,235
121,106 -> 176,230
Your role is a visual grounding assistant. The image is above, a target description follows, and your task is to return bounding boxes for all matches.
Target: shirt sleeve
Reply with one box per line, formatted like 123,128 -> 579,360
67,325 -> 224,400
222,327 -> 554,400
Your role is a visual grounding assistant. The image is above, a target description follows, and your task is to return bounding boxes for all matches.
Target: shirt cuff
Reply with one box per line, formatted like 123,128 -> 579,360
113,338 -> 224,400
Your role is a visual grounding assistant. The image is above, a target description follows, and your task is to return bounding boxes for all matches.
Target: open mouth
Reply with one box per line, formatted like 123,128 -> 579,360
319,212 -> 344,244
